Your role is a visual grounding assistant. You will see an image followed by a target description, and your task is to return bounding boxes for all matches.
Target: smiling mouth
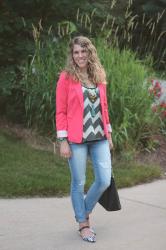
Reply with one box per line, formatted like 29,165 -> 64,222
78,60 -> 86,63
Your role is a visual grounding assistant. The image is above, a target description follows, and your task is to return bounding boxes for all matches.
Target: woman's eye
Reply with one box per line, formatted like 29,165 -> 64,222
73,49 -> 87,55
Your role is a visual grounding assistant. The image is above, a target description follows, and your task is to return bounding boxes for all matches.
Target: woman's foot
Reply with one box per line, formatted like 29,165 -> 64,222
78,225 -> 96,243
86,215 -> 96,235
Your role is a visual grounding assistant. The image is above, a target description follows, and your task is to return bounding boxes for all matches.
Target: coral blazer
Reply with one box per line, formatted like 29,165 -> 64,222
56,71 -> 112,143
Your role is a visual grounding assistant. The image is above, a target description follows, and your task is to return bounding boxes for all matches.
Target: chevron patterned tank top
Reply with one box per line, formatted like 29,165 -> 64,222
82,84 -> 105,142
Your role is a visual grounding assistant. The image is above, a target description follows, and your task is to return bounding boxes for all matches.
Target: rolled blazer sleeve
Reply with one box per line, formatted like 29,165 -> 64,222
56,72 -> 69,138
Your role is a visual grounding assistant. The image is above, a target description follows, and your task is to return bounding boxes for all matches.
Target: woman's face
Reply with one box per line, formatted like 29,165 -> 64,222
72,44 -> 89,70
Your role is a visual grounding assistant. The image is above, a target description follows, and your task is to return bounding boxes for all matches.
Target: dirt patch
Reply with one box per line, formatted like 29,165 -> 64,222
135,134 -> 166,173
0,118 -> 56,153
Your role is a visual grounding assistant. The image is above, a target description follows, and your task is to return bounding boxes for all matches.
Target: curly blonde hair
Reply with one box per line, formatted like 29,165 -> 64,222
65,36 -> 106,84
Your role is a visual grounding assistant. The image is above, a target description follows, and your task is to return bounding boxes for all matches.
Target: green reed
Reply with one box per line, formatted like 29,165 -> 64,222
75,1 -> 166,70
20,24 -> 67,133
96,39 -> 158,151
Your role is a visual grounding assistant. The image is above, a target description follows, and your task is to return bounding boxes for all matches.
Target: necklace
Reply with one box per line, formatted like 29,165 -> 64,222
82,81 -> 96,88
82,84 -> 98,117
88,91 -> 97,103
89,89 -> 97,117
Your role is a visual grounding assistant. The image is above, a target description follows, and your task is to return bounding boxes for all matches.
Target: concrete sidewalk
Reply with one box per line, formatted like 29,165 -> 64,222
0,179 -> 166,250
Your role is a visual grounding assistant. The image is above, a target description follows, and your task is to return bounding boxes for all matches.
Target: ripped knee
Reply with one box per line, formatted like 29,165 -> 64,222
72,179 -> 85,192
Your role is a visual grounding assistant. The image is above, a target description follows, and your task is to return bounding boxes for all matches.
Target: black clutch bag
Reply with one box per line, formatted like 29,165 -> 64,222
98,176 -> 121,211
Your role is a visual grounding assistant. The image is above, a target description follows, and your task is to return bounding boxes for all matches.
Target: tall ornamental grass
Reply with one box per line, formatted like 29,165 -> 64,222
20,25 -> 67,132
76,2 -> 166,70
97,39 -> 158,151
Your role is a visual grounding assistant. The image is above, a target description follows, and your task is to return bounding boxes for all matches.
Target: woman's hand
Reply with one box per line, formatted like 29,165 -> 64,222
108,133 -> 113,150
59,140 -> 72,158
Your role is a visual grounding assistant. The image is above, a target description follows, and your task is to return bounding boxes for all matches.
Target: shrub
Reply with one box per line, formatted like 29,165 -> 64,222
97,39 -> 159,150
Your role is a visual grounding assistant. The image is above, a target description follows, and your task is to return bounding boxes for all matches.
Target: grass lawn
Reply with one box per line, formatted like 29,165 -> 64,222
0,130 -> 162,198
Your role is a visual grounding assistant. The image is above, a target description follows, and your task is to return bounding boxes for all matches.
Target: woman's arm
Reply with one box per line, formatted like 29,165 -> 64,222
56,72 -> 68,138
56,72 -> 72,158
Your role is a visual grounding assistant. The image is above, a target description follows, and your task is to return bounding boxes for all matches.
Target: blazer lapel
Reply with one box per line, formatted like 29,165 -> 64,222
74,82 -> 84,108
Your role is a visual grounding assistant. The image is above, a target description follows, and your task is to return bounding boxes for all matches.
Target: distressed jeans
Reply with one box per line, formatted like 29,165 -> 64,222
68,139 -> 112,223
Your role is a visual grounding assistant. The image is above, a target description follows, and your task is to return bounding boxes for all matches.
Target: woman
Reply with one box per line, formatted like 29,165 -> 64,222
56,36 -> 113,243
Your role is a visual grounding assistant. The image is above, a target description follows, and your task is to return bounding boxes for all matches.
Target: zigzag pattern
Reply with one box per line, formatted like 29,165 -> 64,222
82,86 -> 105,141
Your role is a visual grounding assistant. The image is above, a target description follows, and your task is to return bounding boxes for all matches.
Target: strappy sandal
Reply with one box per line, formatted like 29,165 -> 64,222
78,226 -> 96,243
86,216 -> 96,235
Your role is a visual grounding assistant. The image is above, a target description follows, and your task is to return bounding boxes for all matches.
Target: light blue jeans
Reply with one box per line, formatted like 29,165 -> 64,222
68,139 -> 112,223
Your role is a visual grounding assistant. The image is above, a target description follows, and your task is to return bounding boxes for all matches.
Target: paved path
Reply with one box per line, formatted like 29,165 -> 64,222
0,179 -> 166,250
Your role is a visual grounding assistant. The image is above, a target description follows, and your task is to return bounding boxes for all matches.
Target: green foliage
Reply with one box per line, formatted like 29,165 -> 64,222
132,0 -> 166,13
0,0 -> 88,67
75,1 -> 166,70
130,0 -> 166,70
20,26 -> 67,132
0,66 -> 26,123
0,2 -> 34,67
97,39 -> 158,150
1,0 -> 165,69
